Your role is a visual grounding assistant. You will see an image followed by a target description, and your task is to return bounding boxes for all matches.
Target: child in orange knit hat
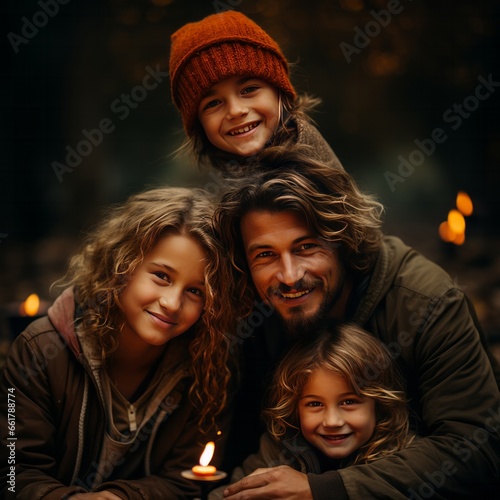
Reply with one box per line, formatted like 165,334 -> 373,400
169,10 -> 343,173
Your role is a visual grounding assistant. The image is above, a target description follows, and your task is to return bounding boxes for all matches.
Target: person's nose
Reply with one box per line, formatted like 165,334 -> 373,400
323,407 -> 345,429
276,254 -> 305,287
159,288 -> 182,314
226,96 -> 248,119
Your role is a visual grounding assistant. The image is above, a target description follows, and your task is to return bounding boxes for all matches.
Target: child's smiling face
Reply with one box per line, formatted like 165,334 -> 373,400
198,76 -> 280,157
118,234 -> 207,352
298,368 -> 376,460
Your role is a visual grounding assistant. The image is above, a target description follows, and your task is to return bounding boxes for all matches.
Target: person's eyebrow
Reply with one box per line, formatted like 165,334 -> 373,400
299,394 -> 322,400
150,262 -> 205,286
201,89 -> 217,99
246,235 -> 317,255
201,77 -> 258,99
235,76 -> 258,85
300,392 -> 356,400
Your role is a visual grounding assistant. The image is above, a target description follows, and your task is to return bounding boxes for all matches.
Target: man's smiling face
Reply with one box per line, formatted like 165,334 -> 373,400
240,210 -> 351,334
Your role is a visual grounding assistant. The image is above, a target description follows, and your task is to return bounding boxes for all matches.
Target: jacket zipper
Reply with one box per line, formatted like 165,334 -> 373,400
128,404 -> 137,432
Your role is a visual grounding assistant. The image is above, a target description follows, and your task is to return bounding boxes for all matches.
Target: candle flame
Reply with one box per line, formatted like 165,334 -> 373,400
199,441 -> 215,466
20,293 -> 40,316
456,191 -> 473,216
439,221 -> 454,243
439,191 -> 473,246
447,209 -> 465,234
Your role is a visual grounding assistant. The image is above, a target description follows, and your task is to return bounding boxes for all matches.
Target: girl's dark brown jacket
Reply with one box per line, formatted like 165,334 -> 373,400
0,287 -> 230,499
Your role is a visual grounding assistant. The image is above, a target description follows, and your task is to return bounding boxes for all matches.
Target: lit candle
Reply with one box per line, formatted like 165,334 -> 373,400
20,293 -> 41,316
191,441 -> 217,477
6,293 -> 47,341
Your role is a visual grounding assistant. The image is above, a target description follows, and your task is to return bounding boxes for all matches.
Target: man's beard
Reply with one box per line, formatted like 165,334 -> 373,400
277,270 -> 346,338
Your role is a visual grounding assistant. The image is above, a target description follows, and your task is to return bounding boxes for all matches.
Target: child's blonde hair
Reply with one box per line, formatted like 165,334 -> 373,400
54,187 -> 234,430
264,323 -> 414,464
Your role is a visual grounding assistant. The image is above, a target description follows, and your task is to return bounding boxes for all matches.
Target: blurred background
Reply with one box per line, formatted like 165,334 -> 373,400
1,0 -> 499,359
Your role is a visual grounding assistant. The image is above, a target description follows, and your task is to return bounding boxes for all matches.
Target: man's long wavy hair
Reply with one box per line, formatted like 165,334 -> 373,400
213,145 -> 384,317
264,323 -> 415,464
179,91 -> 322,172
53,187 -> 234,431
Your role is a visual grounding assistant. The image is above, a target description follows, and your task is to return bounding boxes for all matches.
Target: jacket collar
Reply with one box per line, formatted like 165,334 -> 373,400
351,236 -> 409,325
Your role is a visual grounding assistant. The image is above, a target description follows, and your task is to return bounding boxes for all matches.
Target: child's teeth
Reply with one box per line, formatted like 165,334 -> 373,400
230,122 -> 258,135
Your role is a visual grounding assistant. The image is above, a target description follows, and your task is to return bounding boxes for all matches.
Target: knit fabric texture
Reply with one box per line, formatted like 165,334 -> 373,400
169,11 -> 296,136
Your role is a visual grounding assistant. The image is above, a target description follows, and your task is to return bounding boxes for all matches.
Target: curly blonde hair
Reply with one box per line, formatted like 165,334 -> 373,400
54,187 -> 235,430
264,323 -> 414,464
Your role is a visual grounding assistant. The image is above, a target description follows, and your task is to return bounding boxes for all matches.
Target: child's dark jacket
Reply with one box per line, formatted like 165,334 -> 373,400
0,287 -> 229,499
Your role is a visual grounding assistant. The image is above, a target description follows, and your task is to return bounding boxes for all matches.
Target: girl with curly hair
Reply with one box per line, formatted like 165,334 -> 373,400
0,187 -> 237,499
210,323 -> 415,499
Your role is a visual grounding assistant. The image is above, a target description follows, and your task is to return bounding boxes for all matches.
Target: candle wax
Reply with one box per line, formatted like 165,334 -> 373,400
191,465 -> 217,477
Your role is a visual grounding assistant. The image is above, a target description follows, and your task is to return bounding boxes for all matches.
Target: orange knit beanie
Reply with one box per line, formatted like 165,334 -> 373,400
169,11 -> 296,136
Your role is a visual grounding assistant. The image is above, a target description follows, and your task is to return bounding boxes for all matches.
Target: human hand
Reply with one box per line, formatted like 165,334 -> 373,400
223,465 -> 313,499
70,492 -> 122,499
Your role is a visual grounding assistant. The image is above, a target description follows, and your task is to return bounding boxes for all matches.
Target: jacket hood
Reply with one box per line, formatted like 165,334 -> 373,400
47,287 -> 81,358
